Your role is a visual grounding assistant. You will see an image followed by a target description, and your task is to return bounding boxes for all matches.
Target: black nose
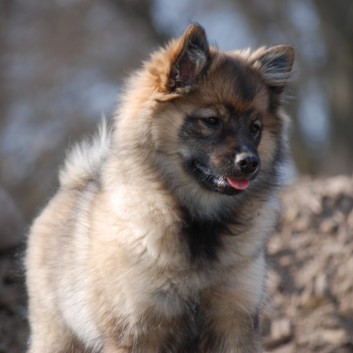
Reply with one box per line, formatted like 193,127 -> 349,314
235,152 -> 259,175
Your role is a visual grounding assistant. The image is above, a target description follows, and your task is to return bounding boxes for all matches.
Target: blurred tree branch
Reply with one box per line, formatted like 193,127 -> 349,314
312,0 -> 353,173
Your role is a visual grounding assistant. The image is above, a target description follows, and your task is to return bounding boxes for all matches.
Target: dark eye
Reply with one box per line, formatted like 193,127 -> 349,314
203,117 -> 221,129
250,120 -> 261,137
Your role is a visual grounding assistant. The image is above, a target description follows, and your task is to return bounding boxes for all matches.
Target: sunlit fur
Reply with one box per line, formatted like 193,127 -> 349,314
26,24 -> 294,353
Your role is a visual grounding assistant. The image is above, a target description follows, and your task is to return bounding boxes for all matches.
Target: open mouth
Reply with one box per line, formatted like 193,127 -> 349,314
192,160 -> 250,194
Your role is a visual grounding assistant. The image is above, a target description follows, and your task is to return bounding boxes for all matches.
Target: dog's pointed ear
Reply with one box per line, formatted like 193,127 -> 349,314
167,23 -> 210,93
252,45 -> 294,94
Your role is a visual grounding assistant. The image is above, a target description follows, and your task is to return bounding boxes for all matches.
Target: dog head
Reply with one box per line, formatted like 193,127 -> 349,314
117,24 -> 294,214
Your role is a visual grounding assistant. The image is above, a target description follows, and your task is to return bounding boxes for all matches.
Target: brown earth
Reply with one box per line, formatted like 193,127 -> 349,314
0,175 -> 352,352
263,176 -> 353,353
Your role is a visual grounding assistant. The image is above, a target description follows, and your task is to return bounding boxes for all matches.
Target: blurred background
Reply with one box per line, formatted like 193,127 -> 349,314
1,0 -> 353,223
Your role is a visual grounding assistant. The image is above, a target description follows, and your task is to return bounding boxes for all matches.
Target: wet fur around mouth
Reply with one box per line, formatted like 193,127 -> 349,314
187,159 -> 243,195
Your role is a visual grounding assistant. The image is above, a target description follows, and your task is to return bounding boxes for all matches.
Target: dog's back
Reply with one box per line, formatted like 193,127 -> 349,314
26,24 -> 294,353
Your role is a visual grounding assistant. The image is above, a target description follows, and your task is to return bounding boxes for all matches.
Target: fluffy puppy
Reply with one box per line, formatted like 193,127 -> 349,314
26,23 -> 294,353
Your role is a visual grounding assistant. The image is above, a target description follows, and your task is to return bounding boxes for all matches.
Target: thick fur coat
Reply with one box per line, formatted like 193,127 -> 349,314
26,24 -> 294,353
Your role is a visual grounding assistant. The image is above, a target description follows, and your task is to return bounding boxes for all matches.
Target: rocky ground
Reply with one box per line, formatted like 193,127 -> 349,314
0,175 -> 352,353
263,176 -> 353,353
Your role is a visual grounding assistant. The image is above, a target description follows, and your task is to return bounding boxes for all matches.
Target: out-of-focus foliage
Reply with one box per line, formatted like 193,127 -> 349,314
0,0 -> 352,221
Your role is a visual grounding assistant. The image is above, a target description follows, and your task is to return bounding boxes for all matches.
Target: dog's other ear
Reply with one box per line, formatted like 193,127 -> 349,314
166,23 -> 210,93
252,45 -> 294,95
251,45 -> 294,111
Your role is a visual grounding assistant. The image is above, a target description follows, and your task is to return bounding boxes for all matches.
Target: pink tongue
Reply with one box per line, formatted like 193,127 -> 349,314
226,177 -> 250,190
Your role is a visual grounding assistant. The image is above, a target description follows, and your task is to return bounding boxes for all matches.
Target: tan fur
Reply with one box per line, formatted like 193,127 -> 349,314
26,24 -> 294,353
